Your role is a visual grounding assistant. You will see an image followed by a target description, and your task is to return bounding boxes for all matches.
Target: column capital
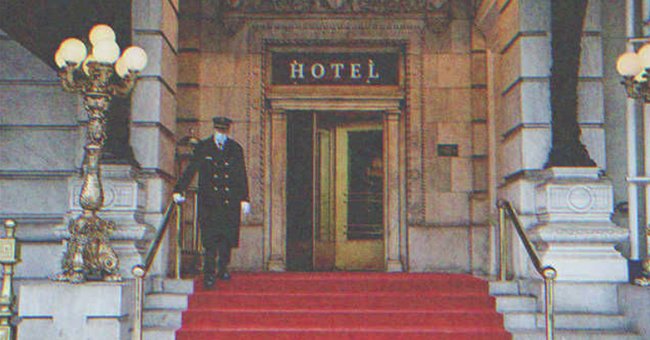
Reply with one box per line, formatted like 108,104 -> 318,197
384,109 -> 401,117
269,108 -> 287,118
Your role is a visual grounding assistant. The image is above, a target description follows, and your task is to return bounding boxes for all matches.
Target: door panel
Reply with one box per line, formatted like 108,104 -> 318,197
334,123 -> 384,270
313,128 -> 336,270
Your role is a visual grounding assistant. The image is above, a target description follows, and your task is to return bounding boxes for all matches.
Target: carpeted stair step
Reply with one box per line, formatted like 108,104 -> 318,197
176,328 -> 512,340
189,291 -> 495,310
176,273 -> 511,339
180,309 -> 505,329
199,278 -> 487,293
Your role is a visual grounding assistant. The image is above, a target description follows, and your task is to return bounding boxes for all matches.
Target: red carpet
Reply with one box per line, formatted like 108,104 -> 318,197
176,272 -> 512,339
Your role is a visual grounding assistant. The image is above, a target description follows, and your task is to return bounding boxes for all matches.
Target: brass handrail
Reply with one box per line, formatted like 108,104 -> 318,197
497,199 -> 556,340
131,201 -> 182,340
0,220 -> 18,340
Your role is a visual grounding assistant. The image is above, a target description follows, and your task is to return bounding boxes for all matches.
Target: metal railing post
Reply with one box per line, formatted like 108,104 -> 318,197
175,204 -> 183,280
498,202 -> 507,281
0,220 -> 18,340
543,267 -> 557,340
497,200 -> 556,340
132,266 -> 145,340
130,202 -> 176,340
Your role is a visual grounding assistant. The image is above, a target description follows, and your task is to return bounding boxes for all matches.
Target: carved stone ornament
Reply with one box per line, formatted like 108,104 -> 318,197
222,16 -> 247,36
220,0 -> 451,31
223,0 -> 448,13
326,0 -> 346,9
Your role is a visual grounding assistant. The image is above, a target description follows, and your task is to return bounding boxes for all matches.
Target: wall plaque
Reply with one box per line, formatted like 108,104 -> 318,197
271,52 -> 399,86
437,144 -> 459,157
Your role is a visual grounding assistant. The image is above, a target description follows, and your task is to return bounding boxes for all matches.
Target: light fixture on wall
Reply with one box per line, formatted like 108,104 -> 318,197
53,24 -> 147,283
616,45 -> 650,102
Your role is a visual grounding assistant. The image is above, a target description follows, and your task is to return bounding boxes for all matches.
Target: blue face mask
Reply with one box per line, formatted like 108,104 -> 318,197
215,132 -> 227,145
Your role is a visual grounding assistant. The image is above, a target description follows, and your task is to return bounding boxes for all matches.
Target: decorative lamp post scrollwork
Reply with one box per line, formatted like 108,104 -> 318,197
617,44 -> 650,286
53,24 -> 147,283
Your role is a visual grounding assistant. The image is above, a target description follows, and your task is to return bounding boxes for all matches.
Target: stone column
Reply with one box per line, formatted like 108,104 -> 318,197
267,109 -> 287,271
384,109 -> 403,272
545,0 -> 595,167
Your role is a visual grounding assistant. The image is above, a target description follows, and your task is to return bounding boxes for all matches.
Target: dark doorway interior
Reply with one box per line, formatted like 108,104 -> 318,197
286,112 -> 314,271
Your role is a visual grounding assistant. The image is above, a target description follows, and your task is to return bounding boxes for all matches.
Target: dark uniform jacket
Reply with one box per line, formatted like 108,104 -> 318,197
174,137 -> 249,247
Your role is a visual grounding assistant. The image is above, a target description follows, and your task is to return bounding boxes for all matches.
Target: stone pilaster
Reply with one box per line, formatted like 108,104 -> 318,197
267,109 -> 287,271
385,109 -> 403,272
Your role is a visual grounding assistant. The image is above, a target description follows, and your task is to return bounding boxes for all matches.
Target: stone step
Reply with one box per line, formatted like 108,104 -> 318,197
536,313 -> 630,331
143,326 -> 177,340
505,312 -> 630,331
151,277 -> 194,294
145,292 -> 188,310
495,295 -> 537,313
504,312 -> 537,330
489,281 -> 521,296
144,309 -> 183,328
512,330 -> 642,340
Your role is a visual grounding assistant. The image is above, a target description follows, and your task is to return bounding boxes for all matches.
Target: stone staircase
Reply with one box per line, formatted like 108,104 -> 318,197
139,276 -> 643,340
490,281 -> 642,339
142,277 -> 194,340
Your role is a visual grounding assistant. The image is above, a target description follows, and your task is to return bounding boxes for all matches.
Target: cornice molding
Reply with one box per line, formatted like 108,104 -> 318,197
222,0 -> 448,14
219,0 -> 451,35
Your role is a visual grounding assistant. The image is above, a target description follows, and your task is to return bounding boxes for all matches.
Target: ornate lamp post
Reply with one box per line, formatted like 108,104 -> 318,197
617,44 -> 650,286
617,45 -> 650,100
53,24 -> 147,283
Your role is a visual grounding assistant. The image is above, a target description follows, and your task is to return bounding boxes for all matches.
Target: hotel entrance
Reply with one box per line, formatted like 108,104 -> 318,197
286,112 -> 384,271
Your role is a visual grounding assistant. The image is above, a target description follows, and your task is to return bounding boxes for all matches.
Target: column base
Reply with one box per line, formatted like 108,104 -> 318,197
386,259 -> 404,272
266,258 -> 286,272
531,222 -> 628,282
530,167 -> 629,283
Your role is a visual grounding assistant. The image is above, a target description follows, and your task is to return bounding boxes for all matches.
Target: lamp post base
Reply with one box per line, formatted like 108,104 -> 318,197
633,258 -> 650,286
53,211 -> 121,284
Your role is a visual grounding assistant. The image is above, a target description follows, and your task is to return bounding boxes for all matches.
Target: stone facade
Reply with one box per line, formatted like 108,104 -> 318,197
0,0 -> 634,282
2,0 -> 647,336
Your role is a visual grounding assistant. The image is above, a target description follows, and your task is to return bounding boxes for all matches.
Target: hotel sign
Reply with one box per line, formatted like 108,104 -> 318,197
271,52 -> 399,86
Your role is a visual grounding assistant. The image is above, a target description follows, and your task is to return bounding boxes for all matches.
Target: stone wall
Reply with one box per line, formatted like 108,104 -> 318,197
0,29 -> 81,278
412,0 -> 492,273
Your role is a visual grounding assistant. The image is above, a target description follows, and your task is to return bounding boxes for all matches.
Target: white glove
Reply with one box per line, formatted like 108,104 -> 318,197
173,193 -> 186,204
241,201 -> 251,215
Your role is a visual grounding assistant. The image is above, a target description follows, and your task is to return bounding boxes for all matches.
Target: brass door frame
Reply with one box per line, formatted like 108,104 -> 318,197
265,99 -> 405,272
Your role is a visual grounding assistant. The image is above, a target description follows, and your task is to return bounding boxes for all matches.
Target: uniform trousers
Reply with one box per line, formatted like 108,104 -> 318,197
203,232 -> 232,275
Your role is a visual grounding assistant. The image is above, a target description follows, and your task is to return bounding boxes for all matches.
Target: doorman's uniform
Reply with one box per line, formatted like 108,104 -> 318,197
173,135 -> 249,276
